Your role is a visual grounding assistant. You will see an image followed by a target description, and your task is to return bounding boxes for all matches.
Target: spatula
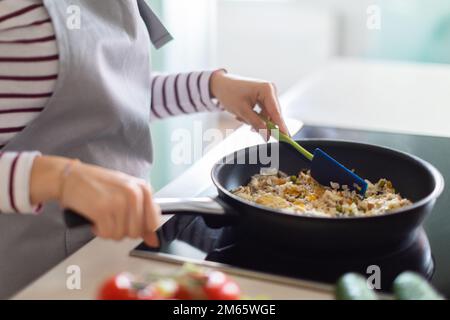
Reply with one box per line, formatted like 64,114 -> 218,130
263,118 -> 368,195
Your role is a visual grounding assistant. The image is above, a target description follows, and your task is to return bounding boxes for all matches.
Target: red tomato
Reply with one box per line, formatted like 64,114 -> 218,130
98,273 -> 138,300
173,270 -> 207,300
203,271 -> 241,300
173,286 -> 194,300
98,273 -> 161,300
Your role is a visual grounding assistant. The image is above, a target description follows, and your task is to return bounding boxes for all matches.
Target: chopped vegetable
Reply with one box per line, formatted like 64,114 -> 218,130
335,273 -> 378,300
97,264 -> 242,300
335,271 -> 445,300
174,265 -> 241,300
393,272 -> 444,300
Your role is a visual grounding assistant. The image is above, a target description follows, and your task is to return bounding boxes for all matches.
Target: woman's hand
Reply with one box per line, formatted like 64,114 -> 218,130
30,156 -> 161,247
210,70 -> 289,139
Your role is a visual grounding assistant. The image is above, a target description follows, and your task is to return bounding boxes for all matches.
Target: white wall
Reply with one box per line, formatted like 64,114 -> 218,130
215,0 -> 339,92
295,0 -> 375,56
159,0 -> 378,92
163,0 -> 217,71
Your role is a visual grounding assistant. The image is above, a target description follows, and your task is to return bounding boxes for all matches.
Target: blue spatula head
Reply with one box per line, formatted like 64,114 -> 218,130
310,148 -> 368,195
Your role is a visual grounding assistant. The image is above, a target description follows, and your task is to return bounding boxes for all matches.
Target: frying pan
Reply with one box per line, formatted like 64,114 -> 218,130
65,140 -> 444,255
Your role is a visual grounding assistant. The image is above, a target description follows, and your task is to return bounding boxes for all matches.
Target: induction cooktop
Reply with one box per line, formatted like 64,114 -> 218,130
131,126 -> 450,295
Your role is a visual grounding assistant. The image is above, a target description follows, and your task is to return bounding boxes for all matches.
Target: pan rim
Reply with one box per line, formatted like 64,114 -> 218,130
210,138 -> 445,221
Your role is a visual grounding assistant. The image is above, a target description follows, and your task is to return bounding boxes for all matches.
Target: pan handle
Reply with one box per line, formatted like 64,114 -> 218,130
64,197 -> 236,229
156,197 -> 226,215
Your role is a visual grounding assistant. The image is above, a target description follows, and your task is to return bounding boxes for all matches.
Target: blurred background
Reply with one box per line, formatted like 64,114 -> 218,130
146,0 -> 450,190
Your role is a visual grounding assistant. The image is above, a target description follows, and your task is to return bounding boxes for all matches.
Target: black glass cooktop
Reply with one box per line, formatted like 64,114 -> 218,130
132,126 -> 450,295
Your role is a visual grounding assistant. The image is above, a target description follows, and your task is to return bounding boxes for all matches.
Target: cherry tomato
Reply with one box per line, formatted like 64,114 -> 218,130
173,286 -> 194,300
203,271 -> 241,300
98,273 -> 161,300
98,273 -> 138,300
173,269 -> 208,300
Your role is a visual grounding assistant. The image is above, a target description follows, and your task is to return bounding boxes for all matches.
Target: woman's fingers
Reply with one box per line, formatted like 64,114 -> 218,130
141,183 -> 161,233
234,82 -> 289,140
143,232 -> 159,248
93,212 -> 115,239
141,183 -> 161,247
125,183 -> 144,239
235,116 -> 246,123
240,108 -> 269,140
258,83 -> 290,135
111,203 -> 127,240
59,161 -> 162,243
209,72 -> 289,137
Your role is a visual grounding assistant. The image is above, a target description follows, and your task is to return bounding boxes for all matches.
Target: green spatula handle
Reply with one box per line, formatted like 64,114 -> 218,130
264,118 -> 314,161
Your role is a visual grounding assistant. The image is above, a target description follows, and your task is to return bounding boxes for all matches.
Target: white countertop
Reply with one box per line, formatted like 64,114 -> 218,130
14,58 -> 450,300
283,58 -> 450,137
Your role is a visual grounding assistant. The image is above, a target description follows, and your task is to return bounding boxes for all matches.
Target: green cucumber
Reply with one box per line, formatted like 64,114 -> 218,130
335,273 -> 379,300
393,272 -> 444,300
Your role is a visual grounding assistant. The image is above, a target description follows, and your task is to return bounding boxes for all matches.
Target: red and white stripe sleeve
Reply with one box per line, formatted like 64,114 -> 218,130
0,151 -> 41,214
150,70 -> 225,120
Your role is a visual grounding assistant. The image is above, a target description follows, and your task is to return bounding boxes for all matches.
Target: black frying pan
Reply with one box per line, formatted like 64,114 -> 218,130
65,140 -> 444,255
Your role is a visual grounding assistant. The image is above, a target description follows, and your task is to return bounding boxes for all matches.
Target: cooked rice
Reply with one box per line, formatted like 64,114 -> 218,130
232,170 -> 412,217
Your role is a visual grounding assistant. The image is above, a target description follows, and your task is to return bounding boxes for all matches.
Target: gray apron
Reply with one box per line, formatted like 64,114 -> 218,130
1,0 -> 171,298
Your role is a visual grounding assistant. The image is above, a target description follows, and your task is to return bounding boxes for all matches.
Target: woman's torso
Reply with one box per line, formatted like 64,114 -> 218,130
0,0 -> 154,298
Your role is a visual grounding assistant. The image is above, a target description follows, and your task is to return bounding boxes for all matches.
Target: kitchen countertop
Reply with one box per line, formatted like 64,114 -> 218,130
282,58 -> 450,137
14,58 -> 450,299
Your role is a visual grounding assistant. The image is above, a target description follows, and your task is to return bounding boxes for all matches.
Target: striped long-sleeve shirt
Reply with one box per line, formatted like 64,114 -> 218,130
0,0 -> 222,214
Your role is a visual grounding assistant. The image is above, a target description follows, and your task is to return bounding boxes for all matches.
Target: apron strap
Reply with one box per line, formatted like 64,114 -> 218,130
137,0 -> 173,49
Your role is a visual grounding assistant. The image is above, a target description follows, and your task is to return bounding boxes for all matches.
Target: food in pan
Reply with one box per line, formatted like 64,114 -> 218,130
232,169 -> 412,217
